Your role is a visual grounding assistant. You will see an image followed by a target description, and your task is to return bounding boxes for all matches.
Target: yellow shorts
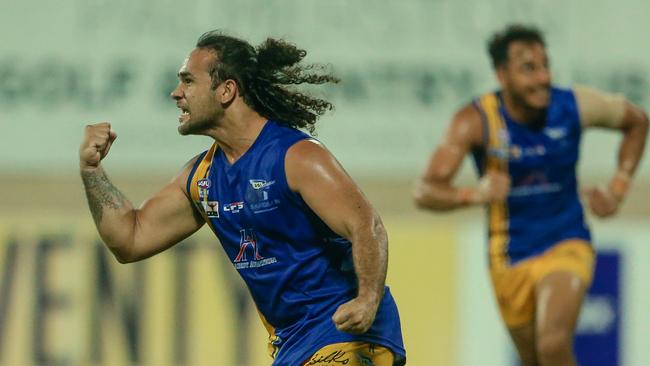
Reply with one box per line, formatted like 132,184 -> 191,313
489,239 -> 595,328
303,342 -> 396,366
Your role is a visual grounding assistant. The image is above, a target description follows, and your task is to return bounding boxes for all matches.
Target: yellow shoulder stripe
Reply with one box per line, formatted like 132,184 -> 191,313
189,143 -> 218,225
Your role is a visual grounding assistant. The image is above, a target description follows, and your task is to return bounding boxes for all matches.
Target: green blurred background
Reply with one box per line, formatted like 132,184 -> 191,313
1,1 -> 649,365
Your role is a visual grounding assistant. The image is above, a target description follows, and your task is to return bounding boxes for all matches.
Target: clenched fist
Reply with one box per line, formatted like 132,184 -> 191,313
474,171 -> 511,204
332,296 -> 379,335
583,186 -> 620,218
79,122 -> 117,170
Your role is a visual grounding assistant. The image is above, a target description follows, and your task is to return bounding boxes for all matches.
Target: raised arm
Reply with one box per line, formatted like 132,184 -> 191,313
79,122 -> 205,263
285,139 -> 385,335
575,86 -> 649,216
413,104 -> 510,211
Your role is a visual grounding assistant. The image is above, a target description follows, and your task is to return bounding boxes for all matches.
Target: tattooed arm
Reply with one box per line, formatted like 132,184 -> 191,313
80,123 -> 204,263
81,167 -> 130,225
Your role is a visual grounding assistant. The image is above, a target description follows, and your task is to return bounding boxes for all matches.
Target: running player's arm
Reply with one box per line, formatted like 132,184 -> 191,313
285,139 -> 386,334
80,124 -> 204,263
575,85 -> 649,200
414,104 -> 508,210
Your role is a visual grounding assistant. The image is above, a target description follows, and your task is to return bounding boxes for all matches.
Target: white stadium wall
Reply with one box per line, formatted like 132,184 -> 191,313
1,0 -> 649,180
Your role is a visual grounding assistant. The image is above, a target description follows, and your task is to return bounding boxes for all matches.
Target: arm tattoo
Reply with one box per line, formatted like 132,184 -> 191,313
81,168 -> 129,225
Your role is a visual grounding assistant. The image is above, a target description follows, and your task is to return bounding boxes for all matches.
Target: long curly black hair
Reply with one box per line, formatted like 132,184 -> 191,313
196,31 -> 339,135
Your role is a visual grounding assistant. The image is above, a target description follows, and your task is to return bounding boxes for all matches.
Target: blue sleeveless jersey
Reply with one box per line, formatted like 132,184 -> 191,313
186,120 -> 405,365
472,87 -> 591,267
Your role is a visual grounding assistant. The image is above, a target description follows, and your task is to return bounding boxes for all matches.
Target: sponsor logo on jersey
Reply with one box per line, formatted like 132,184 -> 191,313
246,179 -> 281,213
233,228 -> 277,270
509,145 -> 523,160
223,201 -> 244,213
250,199 -> 281,214
197,178 -> 211,189
544,127 -> 567,140
507,144 -> 548,159
510,171 -> 562,197
197,178 -> 211,199
249,179 -> 275,190
200,201 -> 220,218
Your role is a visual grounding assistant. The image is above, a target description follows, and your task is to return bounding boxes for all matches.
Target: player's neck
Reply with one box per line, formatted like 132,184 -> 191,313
208,108 -> 268,165
502,92 -> 545,125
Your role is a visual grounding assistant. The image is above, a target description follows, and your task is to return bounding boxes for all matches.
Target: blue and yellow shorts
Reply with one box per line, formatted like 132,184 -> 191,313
489,239 -> 595,328
302,342 -> 399,366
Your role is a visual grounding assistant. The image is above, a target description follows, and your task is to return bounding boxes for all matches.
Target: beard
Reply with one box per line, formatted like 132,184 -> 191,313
518,91 -> 548,128
516,84 -> 550,109
177,104 -> 224,136
178,116 -> 214,136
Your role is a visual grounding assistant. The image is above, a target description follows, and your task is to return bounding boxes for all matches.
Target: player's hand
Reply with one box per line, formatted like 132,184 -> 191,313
332,296 -> 379,335
412,178 -> 433,206
79,122 -> 117,171
584,186 -> 620,218
474,171 -> 511,203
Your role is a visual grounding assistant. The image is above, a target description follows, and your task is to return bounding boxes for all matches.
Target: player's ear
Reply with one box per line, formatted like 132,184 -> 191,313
495,65 -> 508,87
218,79 -> 238,104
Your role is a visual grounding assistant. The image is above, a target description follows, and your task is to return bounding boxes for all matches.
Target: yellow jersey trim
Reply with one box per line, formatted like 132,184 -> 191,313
478,93 -> 510,269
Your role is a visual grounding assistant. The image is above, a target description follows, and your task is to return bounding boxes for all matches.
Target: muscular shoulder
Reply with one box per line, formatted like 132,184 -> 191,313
286,137 -> 324,155
446,103 -> 484,148
285,139 -> 332,172
573,85 -> 626,128
285,139 -> 343,192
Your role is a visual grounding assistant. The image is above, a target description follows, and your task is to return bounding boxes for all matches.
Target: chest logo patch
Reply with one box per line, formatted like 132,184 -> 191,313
233,228 -> 278,270
544,127 -> 567,140
197,178 -> 211,199
200,201 -> 219,218
224,201 -> 244,213
249,179 -> 275,190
